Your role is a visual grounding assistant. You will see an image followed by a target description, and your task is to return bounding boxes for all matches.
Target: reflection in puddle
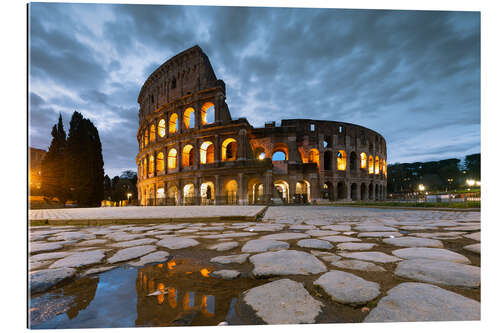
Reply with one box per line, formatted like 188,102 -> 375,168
30,257 -> 251,328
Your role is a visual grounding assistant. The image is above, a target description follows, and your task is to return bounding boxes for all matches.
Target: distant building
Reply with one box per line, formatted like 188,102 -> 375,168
29,147 -> 47,192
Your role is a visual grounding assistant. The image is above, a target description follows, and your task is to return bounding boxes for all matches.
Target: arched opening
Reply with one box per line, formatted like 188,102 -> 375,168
272,151 -> 286,161
375,184 -> 380,200
167,148 -> 177,170
369,183 -> 374,200
182,145 -> 194,167
221,138 -> 238,161
201,102 -> 215,126
183,184 -> 195,205
200,181 -> 215,205
254,147 -> 266,160
323,182 -> 334,201
369,155 -> 374,174
375,156 -> 380,174
309,149 -> 320,167
200,141 -> 214,164
296,180 -> 310,203
142,159 -> 147,179
351,183 -> 358,201
148,155 -> 154,177
360,152 -> 367,170
273,180 -> 289,204
383,159 -> 387,177
349,151 -> 357,171
156,151 -> 164,173
272,143 -> 288,161
223,179 -> 238,204
337,181 -> 347,200
324,151 -> 332,170
140,136 -> 144,150
337,150 -> 347,171
148,187 -> 155,206
156,187 -> 165,205
167,185 -> 178,205
248,178 -> 264,204
361,183 -> 367,200
158,119 -> 166,138
183,107 -> 195,129
169,113 -> 178,134
150,124 -> 156,142
144,129 -> 149,146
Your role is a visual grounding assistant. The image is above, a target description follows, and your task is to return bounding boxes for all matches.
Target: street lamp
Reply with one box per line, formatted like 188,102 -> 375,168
418,184 -> 425,192
466,179 -> 475,187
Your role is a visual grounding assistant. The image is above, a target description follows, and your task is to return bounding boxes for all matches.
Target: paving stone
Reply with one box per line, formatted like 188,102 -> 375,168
107,232 -> 144,242
243,224 -> 284,232
207,241 -> 239,251
464,232 -> 480,241
399,226 -> 437,231
30,242 -> 66,254
260,232 -> 310,241
319,235 -> 361,243
243,278 -> 323,324
241,239 -> 289,253
201,226 -> 226,231
339,251 -> 402,263
355,225 -> 398,232
108,245 -> 157,264
156,237 -> 200,249
336,242 -> 376,251
413,232 -> 466,240
82,266 -> 117,276
211,269 -> 241,280
30,268 -> 77,293
321,225 -> 351,231
297,239 -> 333,250
210,253 -> 250,264
30,251 -> 72,262
314,270 -> 380,305
30,261 -> 52,271
289,224 -> 317,230
358,232 -> 402,238
382,236 -> 443,248
364,282 -> 480,322
444,225 -> 481,231
464,243 -> 480,254
202,232 -> 258,239
49,231 -> 96,241
395,259 -> 480,287
330,259 -> 386,272
306,230 -> 340,237
129,251 -> 171,267
250,250 -> 327,277
49,250 -> 106,269
75,239 -> 109,246
304,219 -> 332,226
392,247 -> 471,264
110,238 -> 158,248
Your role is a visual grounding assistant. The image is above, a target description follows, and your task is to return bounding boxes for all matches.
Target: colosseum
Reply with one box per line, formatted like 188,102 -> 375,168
136,45 -> 387,206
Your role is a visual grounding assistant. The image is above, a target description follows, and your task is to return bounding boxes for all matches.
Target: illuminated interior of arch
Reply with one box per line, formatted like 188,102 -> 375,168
375,156 -> 380,174
221,138 -> 237,161
309,148 -> 320,167
369,155 -> 374,174
296,180 -> 311,201
201,181 -> 214,203
150,124 -> 156,142
200,141 -> 214,164
183,184 -> 195,199
158,119 -> 166,137
360,152 -> 367,169
144,129 -> 149,146
156,151 -> 164,172
167,148 -> 177,169
272,150 -> 286,161
182,144 -> 194,167
183,107 -> 195,129
224,179 -> 238,202
254,147 -> 265,160
148,155 -> 154,176
201,102 -> 215,126
169,113 -> 178,134
273,180 -> 289,201
337,150 -> 347,171
167,186 -> 178,203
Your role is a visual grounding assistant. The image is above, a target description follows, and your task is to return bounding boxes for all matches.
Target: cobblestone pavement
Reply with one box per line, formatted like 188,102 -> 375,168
29,206 -> 480,325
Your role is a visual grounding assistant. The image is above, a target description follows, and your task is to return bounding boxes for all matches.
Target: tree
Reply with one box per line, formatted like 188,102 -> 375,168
41,114 -> 69,203
465,153 -> 480,180
64,111 -> 105,206
103,175 -> 112,200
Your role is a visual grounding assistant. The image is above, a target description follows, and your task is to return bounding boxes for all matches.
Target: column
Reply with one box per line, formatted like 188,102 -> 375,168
195,177 -> 201,205
264,171 -> 273,204
238,173 -> 246,205
214,175 -> 221,205
214,135 -> 221,163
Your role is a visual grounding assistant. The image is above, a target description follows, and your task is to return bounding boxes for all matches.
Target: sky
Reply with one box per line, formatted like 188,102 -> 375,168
28,2 -> 480,177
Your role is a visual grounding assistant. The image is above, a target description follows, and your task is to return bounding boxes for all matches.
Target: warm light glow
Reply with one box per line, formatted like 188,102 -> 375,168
466,179 -> 476,187
183,107 -> 195,129
200,141 -> 214,164
156,151 -> 164,172
182,144 -> 194,167
169,113 -> 178,134
309,148 -> 320,167
418,184 -> 425,191
258,152 -> 265,160
158,119 -> 166,137
144,129 -> 149,146
221,138 -> 237,161
368,155 -> 374,174
167,260 -> 177,270
148,155 -> 154,176
375,156 -> 380,174
157,187 -> 165,198
168,287 -> 177,308
167,148 -> 177,169
337,150 -> 347,171
360,152 -> 367,169
184,184 -> 195,199
200,268 -> 211,278
157,283 -> 165,304
150,124 -> 156,142
201,102 -> 215,125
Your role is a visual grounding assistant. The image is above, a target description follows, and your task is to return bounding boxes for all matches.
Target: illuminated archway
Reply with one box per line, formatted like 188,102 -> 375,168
183,184 -> 195,205
169,113 -> 178,134
183,107 -> 195,129
156,151 -> 164,173
158,119 -> 166,138
254,147 -> 266,160
309,149 -> 319,167
201,102 -> 215,126
221,138 -> 237,161
337,150 -> 347,171
360,152 -> 367,169
182,144 -> 194,167
369,155 -> 374,174
200,141 -> 214,164
168,148 -> 177,170
167,185 -> 178,205
144,129 -> 149,146
150,124 -> 156,142
223,179 -> 238,204
248,178 -> 264,204
273,180 -> 289,203
296,180 -> 311,203
148,155 -> 154,177
375,156 -> 380,174
272,143 -> 288,160
201,181 -> 215,204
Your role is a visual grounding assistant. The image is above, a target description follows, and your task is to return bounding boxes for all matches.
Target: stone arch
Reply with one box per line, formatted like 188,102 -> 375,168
272,143 -> 288,160
360,152 -> 367,170
369,155 -> 374,174
200,141 -> 215,164
183,183 -> 195,205
167,148 -> 177,170
323,181 -> 334,201
369,183 -> 374,200
349,151 -> 357,171
182,144 -> 195,167
156,151 -> 165,173
169,113 -> 178,134
309,149 -> 320,167
254,146 -> 266,160
221,138 -> 238,161
296,180 -> 311,203
324,151 -> 332,170
248,177 -> 265,204
223,179 -> 238,204
167,185 -> 178,205
144,128 -> 149,146
375,184 -> 380,200
150,124 -> 156,142
351,183 -> 358,201
201,102 -> 215,126
361,183 -> 367,200
183,107 -> 195,129
337,181 -> 347,200
148,155 -> 154,177
375,156 -> 380,174
200,181 -> 215,205
158,119 -> 166,138
273,180 -> 289,203
337,150 -> 347,171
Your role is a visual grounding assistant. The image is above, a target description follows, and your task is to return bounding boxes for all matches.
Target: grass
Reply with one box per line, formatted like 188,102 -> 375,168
323,200 -> 480,209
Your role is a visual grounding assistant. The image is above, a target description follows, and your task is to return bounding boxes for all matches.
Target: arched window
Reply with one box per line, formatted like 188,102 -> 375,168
183,107 -> 195,129
144,129 -> 149,146
148,155 -> 154,177
222,138 -> 237,161
182,145 -> 194,167
369,155 -> 374,174
169,113 -> 178,134
200,141 -> 214,164
309,149 -> 319,167
360,152 -> 367,169
201,102 -> 215,126
324,151 -> 332,170
156,152 -> 164,173
272,151 -> 286,161
337,150 -> 347,171
254,147 -> 266,160
375,156 -> 380,174
167,148 -> 177,169
349,151 -> 357,170
158,119 -> 166,138
150,124 -> 156,143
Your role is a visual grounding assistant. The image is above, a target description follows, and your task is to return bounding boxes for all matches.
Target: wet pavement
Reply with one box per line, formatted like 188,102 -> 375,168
29,206 -> 481,328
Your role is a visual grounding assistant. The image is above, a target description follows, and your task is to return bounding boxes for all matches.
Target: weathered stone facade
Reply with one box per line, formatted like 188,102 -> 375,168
136,45 -> 387,206
30,147 -> 47,192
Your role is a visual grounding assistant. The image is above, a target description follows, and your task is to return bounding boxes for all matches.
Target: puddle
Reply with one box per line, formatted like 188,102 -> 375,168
30,257 -> 260,328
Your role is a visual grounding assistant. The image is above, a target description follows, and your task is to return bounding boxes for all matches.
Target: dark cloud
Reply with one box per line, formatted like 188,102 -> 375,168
28,4 -> 480,177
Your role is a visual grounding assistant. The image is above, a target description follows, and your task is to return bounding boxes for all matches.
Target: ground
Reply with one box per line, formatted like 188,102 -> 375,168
28,206 -> 480,328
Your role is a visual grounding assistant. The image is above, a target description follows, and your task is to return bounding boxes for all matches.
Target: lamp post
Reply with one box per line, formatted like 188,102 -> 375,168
127,192 -> 132,206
